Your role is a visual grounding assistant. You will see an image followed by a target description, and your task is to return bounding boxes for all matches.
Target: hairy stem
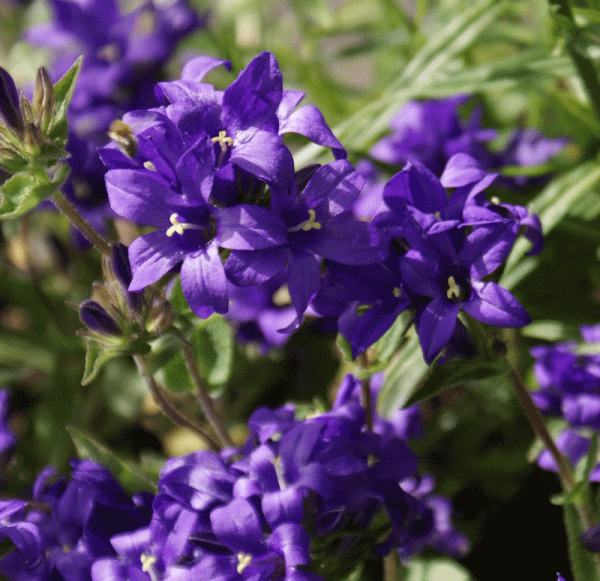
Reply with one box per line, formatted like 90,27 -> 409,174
181,343 -> 234,448
133,354 -> 220,452
51,189 -> 112,256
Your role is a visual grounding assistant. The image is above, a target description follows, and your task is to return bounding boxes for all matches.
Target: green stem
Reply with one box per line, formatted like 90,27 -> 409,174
133,354 -> 220,452
550,0 -> 600,127
507,366 -> 597,531
181,343 -> 234,449
51,189 -> 112,256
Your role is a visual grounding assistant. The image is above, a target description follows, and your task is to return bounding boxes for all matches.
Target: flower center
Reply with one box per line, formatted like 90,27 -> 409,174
212,130 -> 234,168
237,552 -> 253,574
108,120 -> 137,158
446,276 -> 464,301
393,287 -> 402,298
288,209 -> 322,232
141,554 -> 159,581
165,213 -> 204,237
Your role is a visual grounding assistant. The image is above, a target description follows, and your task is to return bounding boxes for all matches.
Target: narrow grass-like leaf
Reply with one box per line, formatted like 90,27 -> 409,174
67,426 -> 157,495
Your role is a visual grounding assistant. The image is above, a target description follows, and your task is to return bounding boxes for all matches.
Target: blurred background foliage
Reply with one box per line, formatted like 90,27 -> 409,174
1,0 -> 600,579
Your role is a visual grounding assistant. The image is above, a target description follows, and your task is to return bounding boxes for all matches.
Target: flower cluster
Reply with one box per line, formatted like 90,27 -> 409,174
102,52 -> 541,364
101,52 -> 384,331
322,154 -> 542,363
368,95 -> 566,184
0,375 -> 466,580
25,0 -> 204,239
531,324 -> 600,478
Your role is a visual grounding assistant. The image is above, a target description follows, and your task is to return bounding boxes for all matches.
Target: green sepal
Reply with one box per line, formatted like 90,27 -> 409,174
563,503 -> 600,581
403,355 -> 510,409
67,426 -> 158,495
81,339 -> 120,385
0,163 -> 69,219
48,56 -> 83,149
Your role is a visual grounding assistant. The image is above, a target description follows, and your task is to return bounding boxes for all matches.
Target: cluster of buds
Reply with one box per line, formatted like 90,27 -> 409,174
78,243 -> 174,356
0,66 -> 67,175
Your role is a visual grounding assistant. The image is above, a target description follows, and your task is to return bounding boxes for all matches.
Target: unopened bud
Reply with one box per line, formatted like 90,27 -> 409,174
108,120 -> 137,158
79,300 -> 123,336
0,67 -> 23,134
33,67 -> 55,133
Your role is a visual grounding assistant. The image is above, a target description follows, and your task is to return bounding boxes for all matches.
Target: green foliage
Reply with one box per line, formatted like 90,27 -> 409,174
563,503 -> 600,581
67,426 -> 158,495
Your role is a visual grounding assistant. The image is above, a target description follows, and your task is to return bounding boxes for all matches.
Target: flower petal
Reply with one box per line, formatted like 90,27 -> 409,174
464,281 -> 530,327
216,205 -> 288,250
180,245 -> 228,318
416,297 -> 460,364
225,247 -> 287,286
222,51 -> 282,135
128,230 -> 186,291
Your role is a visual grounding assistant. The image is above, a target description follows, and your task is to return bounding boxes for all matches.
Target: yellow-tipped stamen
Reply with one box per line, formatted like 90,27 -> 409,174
393,287 -> 402,298
237,553 -> 253,574
165,213 -> 203,237
490,196 -> 501,205
288,209 -> 322,232
446,276 -> 462,300
212,130 -> 234,153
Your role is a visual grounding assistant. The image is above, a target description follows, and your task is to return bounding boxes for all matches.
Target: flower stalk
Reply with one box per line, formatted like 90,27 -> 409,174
507,366 -> 598,532
52,188 -> 112,256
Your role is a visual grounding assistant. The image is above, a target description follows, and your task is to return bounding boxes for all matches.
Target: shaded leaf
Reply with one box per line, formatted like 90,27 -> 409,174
67,426 -> 157,495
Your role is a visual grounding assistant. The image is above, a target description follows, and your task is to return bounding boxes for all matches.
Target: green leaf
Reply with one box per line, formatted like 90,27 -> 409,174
0,164 -> 69,219
403,356 -> 510,408
81,340 -> 120,385
405,557 -> 472,581
193,314 -> 234,388
48,56 -> 83,149
67,426 -> 157,495
0,332 -> 55,373
377,333 -> 429,417
563,503 -> 600,581
501,161 -> 600,290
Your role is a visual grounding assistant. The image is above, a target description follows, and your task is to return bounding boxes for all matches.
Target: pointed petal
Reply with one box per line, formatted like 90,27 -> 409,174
464,281 -> 530,327
181,56 -> 232,82
222,51 -> 282,134
106,169 -> 192,227
279,104 -> 346,159
176,134 -> 215,203
440,153 -> 488,187
308,221 -> 388,265
230,130 -> 294,188
225,247 -> 287,286
302,160 -> 365,218
383,163 -> 447,216
180,245 -> 228,318
128,230 -> 186,291
416,297 -> 460,364
460,224 -> 516,279
287,250 -> 321,321
215,205 -> 288,250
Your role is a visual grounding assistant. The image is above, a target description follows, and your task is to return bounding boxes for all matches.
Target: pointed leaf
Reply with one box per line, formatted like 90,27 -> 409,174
48,56 -> 82,148
67,426 -> 157,495
81,340 -> 120,385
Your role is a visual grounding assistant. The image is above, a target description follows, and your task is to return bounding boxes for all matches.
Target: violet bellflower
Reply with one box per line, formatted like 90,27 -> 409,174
103,53 -> 385,322
93,393 -> 446,580
369,95 -> 566,186
530,324 -> 600,479
332,155 -> 537,363
0,459 -> 152,581
25,0 -> 205,243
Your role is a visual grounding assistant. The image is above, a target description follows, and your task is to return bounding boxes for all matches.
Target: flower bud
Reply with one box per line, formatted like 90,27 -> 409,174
79,300 -> 123,336
32,67 -> 55,133
0,68 -> 23,135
